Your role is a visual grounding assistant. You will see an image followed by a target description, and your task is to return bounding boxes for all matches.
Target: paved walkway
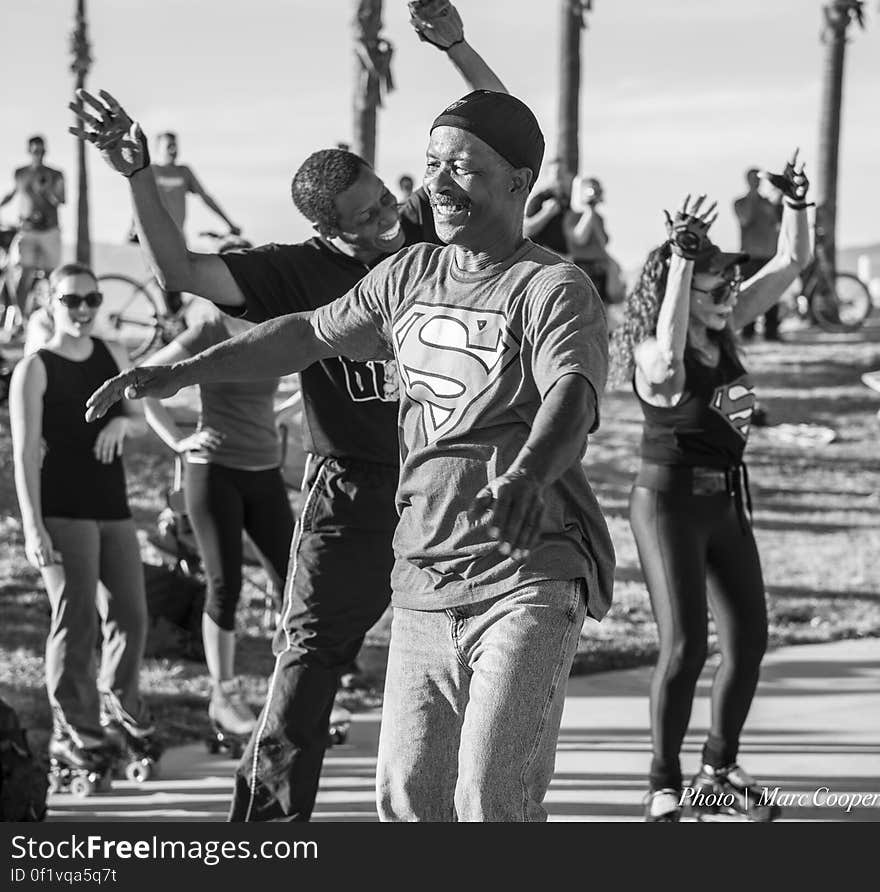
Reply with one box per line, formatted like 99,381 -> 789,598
47,638 -> 880,822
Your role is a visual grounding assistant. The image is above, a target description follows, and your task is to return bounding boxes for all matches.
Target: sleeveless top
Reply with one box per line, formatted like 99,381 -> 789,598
637,347 -> 756,469
38,338 -> 130,520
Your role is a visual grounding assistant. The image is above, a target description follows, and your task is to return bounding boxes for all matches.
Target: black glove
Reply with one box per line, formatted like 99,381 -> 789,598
663,195 -> 717,260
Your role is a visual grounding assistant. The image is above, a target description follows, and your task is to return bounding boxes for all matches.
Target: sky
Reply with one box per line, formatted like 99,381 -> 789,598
2,0 -> 879,271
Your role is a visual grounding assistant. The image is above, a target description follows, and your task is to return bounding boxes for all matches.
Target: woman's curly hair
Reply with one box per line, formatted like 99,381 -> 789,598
608,242 -> 672,388
608,242 -> 739,388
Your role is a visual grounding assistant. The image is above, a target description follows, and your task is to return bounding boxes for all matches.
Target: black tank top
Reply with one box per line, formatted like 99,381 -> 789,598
38,338 -> 130,520
637,347 -> 756,469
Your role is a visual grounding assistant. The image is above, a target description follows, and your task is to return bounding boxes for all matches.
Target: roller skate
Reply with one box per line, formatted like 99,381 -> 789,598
100,692 -> 163,783
206,679 -> 255,759
643,788 -> 683,822
328,702 -> 352,747
47,729 -> 114,798
686,763 -> 781,822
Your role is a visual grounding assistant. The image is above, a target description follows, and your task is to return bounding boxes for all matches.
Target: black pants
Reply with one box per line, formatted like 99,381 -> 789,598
228,455 -> 398,822
573,259 -> 609,305
628,468 -> 768,792
184,462 -> 295,630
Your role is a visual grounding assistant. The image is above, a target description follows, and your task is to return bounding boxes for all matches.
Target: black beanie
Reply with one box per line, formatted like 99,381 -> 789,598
430,90 -> 545,184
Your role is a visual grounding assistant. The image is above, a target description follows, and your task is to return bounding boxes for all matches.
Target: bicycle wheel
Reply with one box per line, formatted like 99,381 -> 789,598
96,274 -> 163,360
811,272 -> 873,332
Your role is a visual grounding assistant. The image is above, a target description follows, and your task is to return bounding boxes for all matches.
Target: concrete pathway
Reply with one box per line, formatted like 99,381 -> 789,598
47,638 -> 880,822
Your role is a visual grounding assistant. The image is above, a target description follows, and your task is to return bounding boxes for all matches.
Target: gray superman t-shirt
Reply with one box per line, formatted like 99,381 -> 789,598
311,239 -> 615,619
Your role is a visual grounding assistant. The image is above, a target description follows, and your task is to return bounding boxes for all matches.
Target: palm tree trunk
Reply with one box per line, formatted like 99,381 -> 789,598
557,0 -> 586,179
816,1 -> 863,274
71,0 -> 92,266
352,0 -> 384,166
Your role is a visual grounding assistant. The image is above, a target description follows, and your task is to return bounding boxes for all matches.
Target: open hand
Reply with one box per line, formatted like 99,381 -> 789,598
663,194 -> 717,260
762,149 -> 810,206
93,417 -> 130,464
467,470 -> 545,562
178,427 -> 224,454
86,365 -> 182,423
409,0 -> 464,50
69,89 -> 150,178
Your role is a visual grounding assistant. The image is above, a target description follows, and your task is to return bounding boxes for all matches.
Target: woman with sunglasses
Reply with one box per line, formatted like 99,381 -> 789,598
608,153 -> 812,822
9,262 -> 150,790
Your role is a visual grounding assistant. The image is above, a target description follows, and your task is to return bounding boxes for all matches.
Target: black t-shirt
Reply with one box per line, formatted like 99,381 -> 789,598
218,189 -> 437,466
525,188 -> 567,255
637,348 -> 756,469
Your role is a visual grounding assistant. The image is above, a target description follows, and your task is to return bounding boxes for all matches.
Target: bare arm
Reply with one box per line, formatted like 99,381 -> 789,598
70,89 -> 246,306
445,40 -> 507,93
129,166 -> 243,300
86,312 -> 335,421
410,1 -> 508,93
633,253 -> 692,406
731,204 -> 812,330
468,373 -> 595,559
9,356 -> 60,567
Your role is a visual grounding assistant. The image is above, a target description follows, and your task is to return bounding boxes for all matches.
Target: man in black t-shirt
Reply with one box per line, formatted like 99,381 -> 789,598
73,0 -> 507,822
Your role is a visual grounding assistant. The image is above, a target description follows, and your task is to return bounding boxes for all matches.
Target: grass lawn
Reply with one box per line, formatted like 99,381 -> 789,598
2,316 -> 879,757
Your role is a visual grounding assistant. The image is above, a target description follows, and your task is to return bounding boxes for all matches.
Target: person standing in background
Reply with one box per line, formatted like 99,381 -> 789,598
1,136 -> 65,318
734,168 -> 783,341
565,176 -> 616,305
523,158 -> 572,257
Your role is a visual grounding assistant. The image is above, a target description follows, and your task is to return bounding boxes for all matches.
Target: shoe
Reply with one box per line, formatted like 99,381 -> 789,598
643,788 -> 682,822
100,691 -> 156,740
209,679 -> 257,737
861,371 -> 880,394
687,763 -> 781,822
49,728 -> 113,771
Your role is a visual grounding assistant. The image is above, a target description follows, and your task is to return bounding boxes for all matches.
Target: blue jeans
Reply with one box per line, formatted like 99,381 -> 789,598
377,578 -> 587,822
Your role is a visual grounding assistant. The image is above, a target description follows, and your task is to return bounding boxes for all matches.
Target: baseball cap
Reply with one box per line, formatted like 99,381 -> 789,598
693,242 -> 749,275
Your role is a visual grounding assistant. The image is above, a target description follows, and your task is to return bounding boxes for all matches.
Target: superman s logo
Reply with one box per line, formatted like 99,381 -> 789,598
392,303 -> 520,441
710,375 -> 756,439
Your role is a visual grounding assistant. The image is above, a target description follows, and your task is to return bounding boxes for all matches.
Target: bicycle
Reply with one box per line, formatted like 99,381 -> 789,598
789,241 -> 873,333
96,229 -> 249,360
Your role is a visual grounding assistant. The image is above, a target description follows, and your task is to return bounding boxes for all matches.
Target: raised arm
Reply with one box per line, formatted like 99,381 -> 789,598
634,197 -> 717,406
70,89 -> 246,307
732,151 -> 813,331
409,1 -> 507,93
86,311 -> 335,422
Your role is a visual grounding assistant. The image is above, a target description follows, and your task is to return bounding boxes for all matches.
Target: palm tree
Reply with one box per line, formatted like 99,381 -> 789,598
70,0 -> 92,266
815,0 -> 865,274
352,0 -> 395,166
557,1 -> 592,181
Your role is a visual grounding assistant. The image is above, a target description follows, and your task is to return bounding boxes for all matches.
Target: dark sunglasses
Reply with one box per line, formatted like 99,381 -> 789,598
692,276 -> 742,305
57,291 -> 103,309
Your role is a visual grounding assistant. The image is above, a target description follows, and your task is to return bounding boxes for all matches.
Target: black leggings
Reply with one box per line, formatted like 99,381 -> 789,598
185,462 -> 295,631
629,483 -> 768,792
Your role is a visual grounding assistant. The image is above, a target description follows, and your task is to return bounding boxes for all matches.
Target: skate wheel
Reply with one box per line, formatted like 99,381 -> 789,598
70,775 -> 96,798
126,760 -> 153,783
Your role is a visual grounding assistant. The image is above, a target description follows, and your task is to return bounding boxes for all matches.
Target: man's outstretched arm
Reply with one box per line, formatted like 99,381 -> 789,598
86,312 -> 333,421
410,1 -> 507,93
